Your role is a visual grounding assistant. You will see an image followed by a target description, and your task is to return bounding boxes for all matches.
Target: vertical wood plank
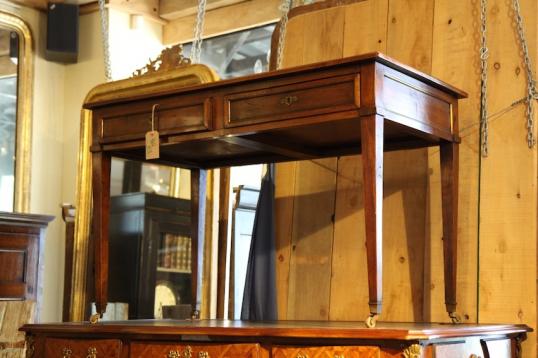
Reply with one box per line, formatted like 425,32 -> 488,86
330,0 -> 388,321
429,0 -> 481,324
478,0 -> 537,357
383,0 -> 433,322
343,0 -> 389,57
275,162 -> 296,320
285,6 -> 344,320
274,13 -> 305,320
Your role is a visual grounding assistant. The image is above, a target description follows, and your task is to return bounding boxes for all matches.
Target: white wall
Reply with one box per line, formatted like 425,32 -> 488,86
0,1 -> 67,323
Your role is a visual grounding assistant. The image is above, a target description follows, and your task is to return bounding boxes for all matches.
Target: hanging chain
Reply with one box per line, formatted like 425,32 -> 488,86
512,0 -> 537,148
97,0 -> 112,81
479,0 -> 489,157
276,0 -> 293,70
191,0 -> 207,64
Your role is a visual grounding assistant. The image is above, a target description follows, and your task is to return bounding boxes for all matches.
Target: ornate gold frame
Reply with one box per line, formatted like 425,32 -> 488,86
0,11 -> 33,213
71,59 -> 219,321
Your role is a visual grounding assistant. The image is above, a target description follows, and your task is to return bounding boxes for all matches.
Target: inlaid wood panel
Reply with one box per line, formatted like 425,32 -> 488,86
272,345 -> 380,358
44,338 -> 122,358
130,342 -> 261,358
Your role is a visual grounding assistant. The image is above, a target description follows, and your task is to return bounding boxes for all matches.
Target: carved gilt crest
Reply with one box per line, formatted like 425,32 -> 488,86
132,44 -> 191,77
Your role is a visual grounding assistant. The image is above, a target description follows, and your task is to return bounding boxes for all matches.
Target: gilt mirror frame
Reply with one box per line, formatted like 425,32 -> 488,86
0,11 -> 33,213
71,51 -> 219,321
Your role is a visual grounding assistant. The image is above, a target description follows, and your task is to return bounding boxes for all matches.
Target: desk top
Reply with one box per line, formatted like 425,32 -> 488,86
84,53 -> 466,110
21,320 -> 530,341
87,52 -> 467,169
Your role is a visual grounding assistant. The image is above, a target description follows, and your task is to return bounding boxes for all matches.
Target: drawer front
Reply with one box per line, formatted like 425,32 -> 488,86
100,98 -> 212,144
130,342 -> 260,358
272,346 -> 380,358
44,338 -> 122,358
224,74 -> 359,128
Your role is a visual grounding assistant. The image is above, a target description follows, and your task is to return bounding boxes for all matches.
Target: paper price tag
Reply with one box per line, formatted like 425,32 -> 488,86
145,130 -> 160,160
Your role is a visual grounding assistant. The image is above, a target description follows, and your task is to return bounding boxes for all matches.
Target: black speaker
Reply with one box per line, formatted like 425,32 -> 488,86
45,2 -> 79,63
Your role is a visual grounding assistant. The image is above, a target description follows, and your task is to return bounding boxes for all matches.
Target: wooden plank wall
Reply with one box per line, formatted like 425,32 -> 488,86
274,0 -> 537,356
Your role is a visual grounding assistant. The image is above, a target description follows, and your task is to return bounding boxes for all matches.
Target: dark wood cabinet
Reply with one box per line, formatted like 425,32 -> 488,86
0,212 -> 53,302
108,193 -> 191,319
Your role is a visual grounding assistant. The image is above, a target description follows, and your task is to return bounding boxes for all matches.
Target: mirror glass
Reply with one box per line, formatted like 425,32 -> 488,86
0,30 -> 18,212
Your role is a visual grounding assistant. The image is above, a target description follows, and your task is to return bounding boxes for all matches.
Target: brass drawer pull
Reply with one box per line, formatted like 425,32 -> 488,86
198,352 -> 210,358
168,351 -> 180,358
87,347 -> 97,358
296,354 -> 308,358
280,95 -> 298,106
62,348 -> 72,358
183,346 -> 193,358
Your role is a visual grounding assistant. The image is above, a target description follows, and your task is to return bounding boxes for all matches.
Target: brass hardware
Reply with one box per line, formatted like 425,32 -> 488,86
183,346 -> 193,358
133,44 -> 191,77
168,351 -> 180,358
365,314 -> 378,328
402,344 -> 422,358
62,348 -> 73,358
449,311 -> 461,324
89,313 -> 100,324
280,95 -> 298,106
198,352 -> 210,358
296,354 -> 308,358
448,103 -> 454,135
87,347 -> 97,358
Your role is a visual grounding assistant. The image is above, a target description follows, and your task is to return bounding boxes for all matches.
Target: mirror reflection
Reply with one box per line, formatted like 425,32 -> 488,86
0,29 -> 18,211
105,24 -> 274,320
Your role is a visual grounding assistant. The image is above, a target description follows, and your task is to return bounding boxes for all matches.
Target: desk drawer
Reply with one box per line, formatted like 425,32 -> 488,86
99,98 -> 212,144
224,74 -> 359,128
130,342 -> 260,358
44,338 -> 121,358
272,345 -> 380,358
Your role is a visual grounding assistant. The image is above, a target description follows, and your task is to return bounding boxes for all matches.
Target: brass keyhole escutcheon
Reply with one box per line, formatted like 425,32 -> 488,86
280,95 -> 298,106
87,347 -> 97,358
168,350 -> 180,358
62,347 -> 72,358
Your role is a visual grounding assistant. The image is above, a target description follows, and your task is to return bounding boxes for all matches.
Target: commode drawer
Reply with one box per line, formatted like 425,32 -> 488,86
272,345 -> 380,358
44,338 -> 122,358
130,342 -> 261,358
223,74 -> 360,128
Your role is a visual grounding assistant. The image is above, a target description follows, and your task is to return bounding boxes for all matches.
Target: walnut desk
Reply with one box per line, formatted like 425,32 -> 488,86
88,52 -> 464,325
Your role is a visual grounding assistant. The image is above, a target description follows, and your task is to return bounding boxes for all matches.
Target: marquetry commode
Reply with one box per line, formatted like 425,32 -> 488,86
21,320 -> 529,358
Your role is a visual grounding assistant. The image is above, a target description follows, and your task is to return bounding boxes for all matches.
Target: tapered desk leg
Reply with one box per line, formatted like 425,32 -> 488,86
91,152 -> 111,321
361,115 -> 384,328
440,141 -> 459,322
191,169 -> 207,319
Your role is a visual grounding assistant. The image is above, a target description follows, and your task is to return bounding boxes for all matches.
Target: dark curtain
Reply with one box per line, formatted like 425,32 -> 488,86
240,164 -> 278,320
